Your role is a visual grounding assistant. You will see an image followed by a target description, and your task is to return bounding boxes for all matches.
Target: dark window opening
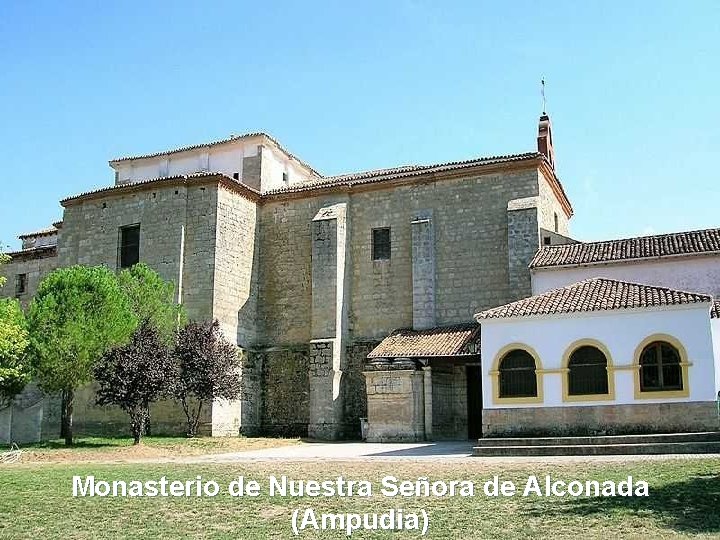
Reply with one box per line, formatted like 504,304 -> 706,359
118,224 -> 140,269
554,212 -> 559,233
232,172 -> 239,181
499,349 -> 537,398
543,236 -> 551,245
568,345 -> 609,395
372,228 -> 391,261
282,172 -> 289,183
640,341 -> 683,391
15,273 -> 27,296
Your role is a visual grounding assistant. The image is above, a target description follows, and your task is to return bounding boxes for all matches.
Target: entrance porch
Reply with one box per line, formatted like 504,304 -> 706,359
363,324 -> 481,442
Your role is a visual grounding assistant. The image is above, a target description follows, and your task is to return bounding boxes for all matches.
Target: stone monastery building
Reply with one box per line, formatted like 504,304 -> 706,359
2,114 -> 720,443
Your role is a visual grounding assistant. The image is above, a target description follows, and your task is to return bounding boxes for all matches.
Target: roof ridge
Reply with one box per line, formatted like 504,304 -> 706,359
554,276 -> 711,300
264,151 -> 543,196
475,276 -> 711,320
530,226 -> 720,269
109,131 -> 322,177
540,226 -> 720,249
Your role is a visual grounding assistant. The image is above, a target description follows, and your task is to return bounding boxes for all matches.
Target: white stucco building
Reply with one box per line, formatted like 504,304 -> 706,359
475,277 -> 719,435
109,132 -> 319,193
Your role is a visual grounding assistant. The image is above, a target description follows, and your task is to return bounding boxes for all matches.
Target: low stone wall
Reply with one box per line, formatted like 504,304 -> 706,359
364,368 -> 425,442
483,401 -> 720,437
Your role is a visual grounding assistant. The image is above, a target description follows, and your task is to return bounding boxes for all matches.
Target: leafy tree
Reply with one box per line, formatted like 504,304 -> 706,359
26,265 -> 136,445
174,320 -> 241,437
0,299 -> 30,407
117,263 -> 186,343
94,322 -> 175,444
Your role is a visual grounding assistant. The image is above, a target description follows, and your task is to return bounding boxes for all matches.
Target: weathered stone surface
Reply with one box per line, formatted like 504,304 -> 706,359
364,368 -> 426,442
1,158 -> 562,441
482,402 -> 720,437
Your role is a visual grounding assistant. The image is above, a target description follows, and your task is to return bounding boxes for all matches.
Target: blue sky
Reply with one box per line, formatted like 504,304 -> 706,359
1,1 -> 718,250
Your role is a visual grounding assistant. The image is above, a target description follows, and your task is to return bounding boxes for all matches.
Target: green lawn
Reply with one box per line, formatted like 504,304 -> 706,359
1,458 -> 719,539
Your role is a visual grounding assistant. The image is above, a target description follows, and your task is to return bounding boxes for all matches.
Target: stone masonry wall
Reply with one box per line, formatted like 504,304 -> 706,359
258,168 -> 541,346
483,402 -> 720,437
212,186 -> 259,348
348,168 -> 541,339
507,204 -> 539,301
55,182 -> 220,436
0,252 -> 59,308
537,170 -> 570,236
258,347 -> 310,436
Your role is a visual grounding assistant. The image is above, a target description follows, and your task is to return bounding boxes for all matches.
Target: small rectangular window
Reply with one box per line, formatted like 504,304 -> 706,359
118,224 -> 140,269
282,172 -> 289,183
372,227 -> 391,261
15,274 -> 27,296
232,172 -> 239,181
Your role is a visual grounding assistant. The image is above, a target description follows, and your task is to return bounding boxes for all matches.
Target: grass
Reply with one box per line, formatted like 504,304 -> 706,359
1,458 -> 719,538
12,435 -> 302,463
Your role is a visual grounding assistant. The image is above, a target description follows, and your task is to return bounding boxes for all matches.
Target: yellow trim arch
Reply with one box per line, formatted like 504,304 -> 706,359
633,333 -> 690,399
490,343 -> 544,404
561,339 -> 615,402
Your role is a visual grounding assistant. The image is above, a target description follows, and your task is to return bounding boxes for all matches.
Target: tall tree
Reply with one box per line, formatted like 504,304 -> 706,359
0,299 -> 30,407
94,322 -> 175,444
174,320 -> 241,437
26,265 -> 136,445
117,263 -> 186,343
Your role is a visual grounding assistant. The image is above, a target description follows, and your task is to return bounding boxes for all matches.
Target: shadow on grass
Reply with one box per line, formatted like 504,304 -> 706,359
527,473 -> 720,534
19,435 -> 189,450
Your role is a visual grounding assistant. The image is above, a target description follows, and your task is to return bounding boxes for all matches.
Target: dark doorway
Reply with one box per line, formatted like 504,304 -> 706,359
466,365 -> 483,439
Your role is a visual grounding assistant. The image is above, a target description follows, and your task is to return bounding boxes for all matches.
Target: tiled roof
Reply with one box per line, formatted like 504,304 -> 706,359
4,245 -> 57,259
63,150 -> 571,211
530,227 -> 720,269
475,278 -> 711,320
367,323 -> 480,358
712,299 -> 720,319
60,172 -> 261,206
109,132 -> 321,177
264,152 -> 543,196
18,226 -> 59,239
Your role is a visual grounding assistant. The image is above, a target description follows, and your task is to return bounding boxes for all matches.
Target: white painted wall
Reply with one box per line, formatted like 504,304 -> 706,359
532,254 -> 720,297
111,137 -> 315,191
480,304 -> 716,410
260,145 -> 314,192
712,318 -> 720,398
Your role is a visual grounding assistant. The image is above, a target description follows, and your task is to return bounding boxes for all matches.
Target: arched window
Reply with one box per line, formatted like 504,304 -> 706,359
499,349 -> 537,398
639,341 -> 683,392
568,346 -> 609,396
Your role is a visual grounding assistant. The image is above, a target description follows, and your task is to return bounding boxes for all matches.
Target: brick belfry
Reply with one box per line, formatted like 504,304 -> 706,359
308,202 -> 351,439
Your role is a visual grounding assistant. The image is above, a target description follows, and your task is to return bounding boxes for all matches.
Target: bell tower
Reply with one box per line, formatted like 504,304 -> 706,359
537,79 -> 555,169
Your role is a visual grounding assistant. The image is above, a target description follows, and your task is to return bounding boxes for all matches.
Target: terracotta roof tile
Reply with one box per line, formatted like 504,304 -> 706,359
60,172 -> 261,206
4,245 -> 57,259
475,278 -> 711,320
530,228 -> 720,269
264,152 -> 543,196
18,226 -> 59,239
367,323 -> 480,358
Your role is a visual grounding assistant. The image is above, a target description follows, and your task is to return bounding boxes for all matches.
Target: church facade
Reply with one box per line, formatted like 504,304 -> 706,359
1,116 -> 571,441
2,115 -> 718,443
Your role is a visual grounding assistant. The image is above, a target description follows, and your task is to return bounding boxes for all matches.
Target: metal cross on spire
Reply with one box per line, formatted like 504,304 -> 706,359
541,78 -> 547,115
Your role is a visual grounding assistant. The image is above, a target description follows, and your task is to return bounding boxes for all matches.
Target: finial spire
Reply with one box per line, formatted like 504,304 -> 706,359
541,78 -> 547,115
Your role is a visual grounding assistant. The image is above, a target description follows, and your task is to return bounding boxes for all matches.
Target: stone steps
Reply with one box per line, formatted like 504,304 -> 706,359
472,432 -> 720,456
